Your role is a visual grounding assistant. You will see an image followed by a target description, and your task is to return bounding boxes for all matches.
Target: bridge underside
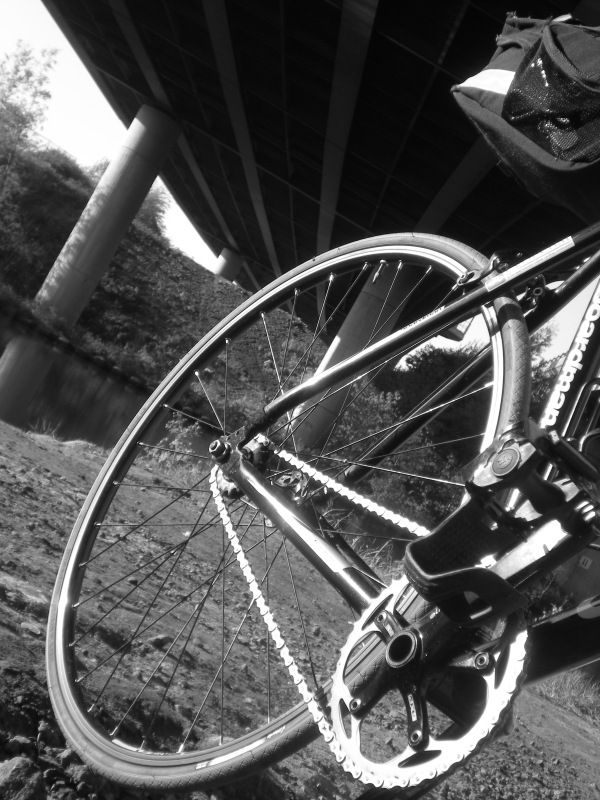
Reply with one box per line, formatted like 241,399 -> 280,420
41,0 -> 598,295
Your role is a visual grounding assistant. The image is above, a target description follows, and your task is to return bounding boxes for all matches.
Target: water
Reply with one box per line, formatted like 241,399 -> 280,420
0,315 -> 148,448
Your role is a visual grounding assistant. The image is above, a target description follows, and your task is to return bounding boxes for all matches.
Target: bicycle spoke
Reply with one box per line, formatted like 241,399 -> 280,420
163,403 -> 222,433
194,372 -> 225,433
137,442 -> 211,461
82,473 -> 216,565
279,288 -> 299,390
320,381 -> 493,461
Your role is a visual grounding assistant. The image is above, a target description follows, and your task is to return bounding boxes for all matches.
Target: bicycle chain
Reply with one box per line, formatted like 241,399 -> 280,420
209,464 -> 379,787
209,439 -> 526,789
264,436 -> 431,540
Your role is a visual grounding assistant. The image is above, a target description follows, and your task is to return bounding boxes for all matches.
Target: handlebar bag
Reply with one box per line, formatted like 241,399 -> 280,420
452,13 -> 600,222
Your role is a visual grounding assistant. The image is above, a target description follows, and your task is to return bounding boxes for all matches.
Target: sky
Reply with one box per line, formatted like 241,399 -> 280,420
0,0 -> 218,270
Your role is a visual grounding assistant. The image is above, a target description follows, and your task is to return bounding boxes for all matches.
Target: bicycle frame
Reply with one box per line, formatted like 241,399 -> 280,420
222,218 -> 600,685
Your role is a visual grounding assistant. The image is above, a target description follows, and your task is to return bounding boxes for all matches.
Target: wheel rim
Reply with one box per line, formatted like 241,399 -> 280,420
50,240 -> 513,779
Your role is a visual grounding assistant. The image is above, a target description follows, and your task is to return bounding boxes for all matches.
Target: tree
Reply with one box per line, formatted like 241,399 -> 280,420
530,324 -> 561,419
0,40 -> 57,231
0,43 -> 58,282
0,40 -> 57,158
136,181 -> 169,234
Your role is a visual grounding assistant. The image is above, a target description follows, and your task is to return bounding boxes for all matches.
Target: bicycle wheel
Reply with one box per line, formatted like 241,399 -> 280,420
46,233 -> 530,792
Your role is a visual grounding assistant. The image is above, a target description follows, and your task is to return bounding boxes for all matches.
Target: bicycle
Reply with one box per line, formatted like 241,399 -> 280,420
45,15 -> 600,800
44,222 -> 600,796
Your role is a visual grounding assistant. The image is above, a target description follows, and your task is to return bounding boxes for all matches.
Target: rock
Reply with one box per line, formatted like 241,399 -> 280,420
56,747 -> 78,767
65,764 -> 114,798
43,767 -> 63,783
37,719 -> 63,747
0,756 -> 44,799
19,621 -> 43,637
5,735 -> 35,756
66,764 -> 94,786
54,787 -> 77,800
148,634 -> 173,649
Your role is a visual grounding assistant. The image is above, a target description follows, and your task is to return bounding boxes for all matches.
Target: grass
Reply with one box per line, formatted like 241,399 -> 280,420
535,669 -> 600,725
29,416 -> 62,439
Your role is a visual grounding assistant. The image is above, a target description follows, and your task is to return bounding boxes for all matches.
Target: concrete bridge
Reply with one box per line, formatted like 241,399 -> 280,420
36,0 -> 600,314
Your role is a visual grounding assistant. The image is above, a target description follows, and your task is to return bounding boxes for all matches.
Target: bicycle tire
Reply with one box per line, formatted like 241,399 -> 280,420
46,233 -> 530,792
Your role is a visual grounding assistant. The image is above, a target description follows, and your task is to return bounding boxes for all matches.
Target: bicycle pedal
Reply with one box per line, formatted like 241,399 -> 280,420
403,502 -> 526,625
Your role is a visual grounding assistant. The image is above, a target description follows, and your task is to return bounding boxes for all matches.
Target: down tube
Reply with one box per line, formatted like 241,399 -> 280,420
539,277 -> 600,435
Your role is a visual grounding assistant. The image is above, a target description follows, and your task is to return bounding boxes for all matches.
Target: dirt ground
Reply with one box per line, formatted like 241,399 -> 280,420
0,418 -> 599,800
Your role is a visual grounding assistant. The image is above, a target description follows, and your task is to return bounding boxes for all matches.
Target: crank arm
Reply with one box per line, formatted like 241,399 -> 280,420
334,581 -> 499,746
212,443 -> 382,612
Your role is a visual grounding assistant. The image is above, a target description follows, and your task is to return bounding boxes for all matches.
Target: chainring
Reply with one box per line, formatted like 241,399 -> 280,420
329,577 -> 528,790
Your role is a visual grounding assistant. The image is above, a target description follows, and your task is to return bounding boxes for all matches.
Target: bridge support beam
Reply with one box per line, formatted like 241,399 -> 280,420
214,248 -> 243,281
35,104 -> 180,325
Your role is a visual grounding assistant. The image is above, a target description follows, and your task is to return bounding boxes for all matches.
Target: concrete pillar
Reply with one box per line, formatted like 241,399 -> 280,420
294,262 -> 421,450
0,335 -> 56,427
214,248 -> 243,281
35,105 -> 180,326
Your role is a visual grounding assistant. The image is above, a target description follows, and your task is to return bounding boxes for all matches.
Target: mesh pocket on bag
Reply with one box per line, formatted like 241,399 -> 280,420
503,24 -> 600,163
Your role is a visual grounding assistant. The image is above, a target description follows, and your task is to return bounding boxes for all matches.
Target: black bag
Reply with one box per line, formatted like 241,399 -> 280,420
452,13 -> 600,222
